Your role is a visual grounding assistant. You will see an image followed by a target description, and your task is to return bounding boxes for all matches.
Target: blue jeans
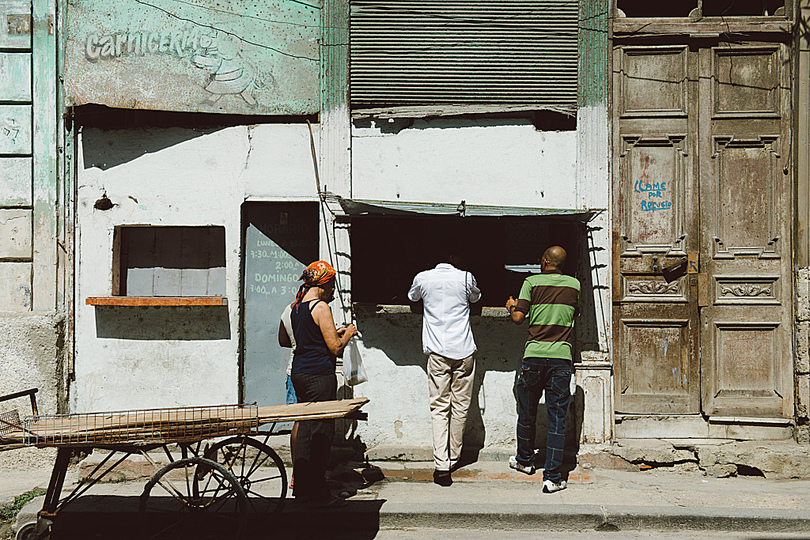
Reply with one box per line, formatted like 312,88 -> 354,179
516,357 -> 571,483
286,375 -> 298,404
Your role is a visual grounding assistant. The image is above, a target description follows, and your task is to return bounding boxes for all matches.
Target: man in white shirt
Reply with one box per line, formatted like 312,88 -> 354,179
408,257 -> 481,486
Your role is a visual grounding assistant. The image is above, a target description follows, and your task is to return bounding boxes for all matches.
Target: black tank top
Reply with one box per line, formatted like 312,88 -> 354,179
291,300 -> 336,375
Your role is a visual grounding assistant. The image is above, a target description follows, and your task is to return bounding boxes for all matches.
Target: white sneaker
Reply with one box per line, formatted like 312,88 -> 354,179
542,479 -> 567,493
508,456 -> 535,475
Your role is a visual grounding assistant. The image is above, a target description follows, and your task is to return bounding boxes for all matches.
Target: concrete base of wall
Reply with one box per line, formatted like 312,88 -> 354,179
0,312 -> 65,409
0,312 -> 65,470
597,439 -> 810,479
795,269 -> 810,442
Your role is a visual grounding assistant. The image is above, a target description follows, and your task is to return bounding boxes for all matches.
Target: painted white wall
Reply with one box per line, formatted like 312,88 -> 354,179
352,118 -> 578,209
73,116 -> 605,455
73,123 -> 319,412
577,104 -> 612,354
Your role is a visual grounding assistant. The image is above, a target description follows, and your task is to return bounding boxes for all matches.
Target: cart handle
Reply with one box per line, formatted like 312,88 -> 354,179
0,388 -> 39,415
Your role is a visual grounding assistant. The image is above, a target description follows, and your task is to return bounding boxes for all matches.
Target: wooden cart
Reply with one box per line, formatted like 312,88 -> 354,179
0,389 -> 368,540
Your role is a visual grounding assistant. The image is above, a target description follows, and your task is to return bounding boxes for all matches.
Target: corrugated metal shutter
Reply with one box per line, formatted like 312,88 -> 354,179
350,0 -> 578,113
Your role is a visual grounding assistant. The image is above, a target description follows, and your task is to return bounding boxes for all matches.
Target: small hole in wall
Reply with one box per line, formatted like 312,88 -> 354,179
736,464 -> 765,477
94,196 -> 114,210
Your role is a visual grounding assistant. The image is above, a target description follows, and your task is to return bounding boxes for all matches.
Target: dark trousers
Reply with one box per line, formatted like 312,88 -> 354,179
291,372 -> 337,500
516,357 -> 571,483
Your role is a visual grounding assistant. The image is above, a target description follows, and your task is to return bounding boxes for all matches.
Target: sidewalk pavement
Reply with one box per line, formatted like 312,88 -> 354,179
8,458 -> 810,537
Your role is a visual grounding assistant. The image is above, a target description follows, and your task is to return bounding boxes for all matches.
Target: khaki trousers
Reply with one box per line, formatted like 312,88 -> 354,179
427,352 -> 475,471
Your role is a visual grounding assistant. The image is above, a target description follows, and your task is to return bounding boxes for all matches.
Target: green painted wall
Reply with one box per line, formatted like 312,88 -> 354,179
64,0 -> 320,115
578,0 -> 610,109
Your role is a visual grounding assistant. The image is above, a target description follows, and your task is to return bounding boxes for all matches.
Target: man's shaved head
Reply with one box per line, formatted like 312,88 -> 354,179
543,246 -> 567,268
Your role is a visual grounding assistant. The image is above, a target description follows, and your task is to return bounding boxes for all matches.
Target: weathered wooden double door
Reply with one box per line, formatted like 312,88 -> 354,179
613,36 -> 793,430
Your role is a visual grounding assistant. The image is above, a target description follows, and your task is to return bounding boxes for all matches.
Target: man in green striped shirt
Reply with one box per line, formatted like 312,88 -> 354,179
505,246 -> 580,493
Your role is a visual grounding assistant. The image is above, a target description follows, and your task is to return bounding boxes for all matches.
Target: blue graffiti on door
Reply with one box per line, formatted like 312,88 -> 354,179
634,156 -> 672,213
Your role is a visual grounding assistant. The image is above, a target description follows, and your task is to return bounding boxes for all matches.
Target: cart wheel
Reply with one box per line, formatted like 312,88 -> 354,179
203,435 -> 287,521
139,456 -> 247,540
15,521 -> 48,540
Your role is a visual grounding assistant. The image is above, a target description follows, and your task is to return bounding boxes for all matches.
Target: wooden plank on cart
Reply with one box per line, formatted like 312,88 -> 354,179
257,398 -> 370,423
9,404 -> 260,447
1,399 -> 370,449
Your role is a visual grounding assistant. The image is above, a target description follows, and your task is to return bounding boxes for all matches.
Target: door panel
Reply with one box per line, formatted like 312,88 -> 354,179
712,48 -> 780,116
619,46 -> 688,117
712,138 -> 781,254
699,44 -> 792,419
613,44 -> 699,414
619,318 -> 694,413
619,137 -> 688,249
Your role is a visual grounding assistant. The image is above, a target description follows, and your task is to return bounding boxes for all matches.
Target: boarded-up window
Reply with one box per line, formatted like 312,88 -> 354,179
115,226 -> 226,296
350,0 -> 578,114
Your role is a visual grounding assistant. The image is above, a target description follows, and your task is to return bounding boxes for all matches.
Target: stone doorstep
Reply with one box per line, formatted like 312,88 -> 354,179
600,438 -> 810,479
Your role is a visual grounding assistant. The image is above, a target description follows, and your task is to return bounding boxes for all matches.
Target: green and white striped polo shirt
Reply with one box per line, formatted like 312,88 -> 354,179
514,271 -> 580,360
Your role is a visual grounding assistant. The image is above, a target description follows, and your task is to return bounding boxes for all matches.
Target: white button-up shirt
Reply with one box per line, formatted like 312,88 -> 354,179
408,263 -> 481,360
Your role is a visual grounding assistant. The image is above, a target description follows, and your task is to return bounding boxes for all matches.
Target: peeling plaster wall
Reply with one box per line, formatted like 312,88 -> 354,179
0,312 -> 66,468
74,123 -> 318,411
0,314 -> 63,413
352,119 -> 577,207
0,313 -> 63,468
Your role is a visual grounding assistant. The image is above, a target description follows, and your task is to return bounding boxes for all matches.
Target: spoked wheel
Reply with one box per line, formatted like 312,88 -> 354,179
139,456 -> 247,540
203,435 -> 287,526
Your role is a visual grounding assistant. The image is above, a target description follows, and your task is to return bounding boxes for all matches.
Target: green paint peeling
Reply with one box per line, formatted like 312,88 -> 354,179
578,0 -> 609,109
64,0 -> 321,114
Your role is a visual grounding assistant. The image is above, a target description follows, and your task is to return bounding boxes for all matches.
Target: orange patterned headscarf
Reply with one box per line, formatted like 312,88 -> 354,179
294,260 -> 337,306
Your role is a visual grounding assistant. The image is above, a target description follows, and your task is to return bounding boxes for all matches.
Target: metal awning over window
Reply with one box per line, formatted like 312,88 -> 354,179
329,196 -> 599,220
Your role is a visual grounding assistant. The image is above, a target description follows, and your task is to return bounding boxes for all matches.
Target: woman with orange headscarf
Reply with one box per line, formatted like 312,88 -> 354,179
288,260 -> 357,508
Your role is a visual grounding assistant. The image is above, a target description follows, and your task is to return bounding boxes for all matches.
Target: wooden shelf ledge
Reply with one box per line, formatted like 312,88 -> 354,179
86,297 -> 228,307
353,303 -> 509,317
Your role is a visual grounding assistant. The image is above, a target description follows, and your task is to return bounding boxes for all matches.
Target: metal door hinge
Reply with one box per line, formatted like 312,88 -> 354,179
7,14 -> 30,35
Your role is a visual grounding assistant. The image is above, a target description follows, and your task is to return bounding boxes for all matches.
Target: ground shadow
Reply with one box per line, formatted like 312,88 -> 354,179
45,495 -> 385,539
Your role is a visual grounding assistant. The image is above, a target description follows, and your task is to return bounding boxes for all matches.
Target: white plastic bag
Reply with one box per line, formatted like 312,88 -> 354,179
342,338 -> 368,385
